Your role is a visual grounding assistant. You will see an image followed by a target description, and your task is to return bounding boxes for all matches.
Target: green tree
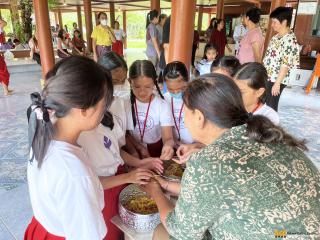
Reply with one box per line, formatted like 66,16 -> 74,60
19,0 -> 32,42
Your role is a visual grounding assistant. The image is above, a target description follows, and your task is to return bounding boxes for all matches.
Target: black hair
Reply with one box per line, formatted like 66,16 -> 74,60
97,12 -> 108,22
158,14 -> 167,24
203,43 -> 218,60
208,18 -> 217,29
211,56 -> 240,76
98,51 -> 128,72
270,7 -> 293,27
246,6 -> 262,24
214,19 -> 224,29
28,56 -> 113,168
72,22 -> 77,27
183,74 -> 308,151
100,69 -> 114,130
146,9 -> 159,28
57,29 -> 65,40
113,20 -> 120,28
129,60 -> 163,127
73,29 -> 82,38
234,62 -> 268,103
163,61 -> 189,83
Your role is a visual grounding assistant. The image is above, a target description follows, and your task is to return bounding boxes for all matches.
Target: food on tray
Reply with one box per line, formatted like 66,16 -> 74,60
124,196 -> 158,215
163,161 -> 184,178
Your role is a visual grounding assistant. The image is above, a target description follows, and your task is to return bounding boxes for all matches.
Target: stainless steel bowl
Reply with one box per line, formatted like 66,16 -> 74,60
119,184 -> 160,233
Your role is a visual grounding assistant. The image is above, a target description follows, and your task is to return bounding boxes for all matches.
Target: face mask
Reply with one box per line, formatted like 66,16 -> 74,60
100,19 -> 108,26
170,92 -> 183,99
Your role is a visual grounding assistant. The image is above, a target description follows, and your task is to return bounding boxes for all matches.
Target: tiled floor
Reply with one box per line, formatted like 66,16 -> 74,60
0,54 -> 319,239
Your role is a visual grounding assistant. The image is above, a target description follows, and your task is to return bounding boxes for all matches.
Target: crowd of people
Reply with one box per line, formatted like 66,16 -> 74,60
5,5 -> 319,240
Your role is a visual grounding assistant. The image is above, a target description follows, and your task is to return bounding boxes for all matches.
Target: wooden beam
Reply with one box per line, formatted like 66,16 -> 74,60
151,0 -> 160,12
33,0 -> 55,78
110,2 -> 115,27
123,10 -> 127,49
84,0 -> 93,52
197,6 -> 203,31
58,9 -> 63,27
77,5 -> 83,33
169,0 -> 197,71
216,0 -> 224,19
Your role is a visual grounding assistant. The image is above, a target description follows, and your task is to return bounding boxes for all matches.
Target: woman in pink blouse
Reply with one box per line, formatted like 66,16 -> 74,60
237,7 -> 264,64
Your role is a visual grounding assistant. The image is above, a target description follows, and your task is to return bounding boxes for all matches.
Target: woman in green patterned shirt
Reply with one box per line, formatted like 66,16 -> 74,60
143,74 -> 320,240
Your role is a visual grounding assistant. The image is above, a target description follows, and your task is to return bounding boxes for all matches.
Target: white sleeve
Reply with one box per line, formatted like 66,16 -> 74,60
55,174 -> 106,240
122,30 -> 126,38
124,98 -> 134,131
159,99 -> 174,127
233,26 -> 240,41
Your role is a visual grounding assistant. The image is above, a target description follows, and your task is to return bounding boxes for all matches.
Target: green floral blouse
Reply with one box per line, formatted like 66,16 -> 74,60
166,125 -> 320,240
263,31 -> 300,85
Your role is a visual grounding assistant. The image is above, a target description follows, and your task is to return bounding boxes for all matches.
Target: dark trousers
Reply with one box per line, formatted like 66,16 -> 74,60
266,81 -> 286,112
191,44 -> 197,67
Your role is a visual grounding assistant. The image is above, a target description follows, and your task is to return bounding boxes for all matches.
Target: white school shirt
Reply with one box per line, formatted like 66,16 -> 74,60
110,97 -> 133,146
164,92 -> 193,144
125,95 -> 174,145
254,104 -> 280,125
78,117 -> 125,177
27,141 -> 106,240
114,29 -> 126,41
113,83 -> 130,98
195,59 -> 213,76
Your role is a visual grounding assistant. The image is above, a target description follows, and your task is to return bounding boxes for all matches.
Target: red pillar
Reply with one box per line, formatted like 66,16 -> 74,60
263,0 -> 286,56
77,5 -> 83,33
110,2 -> 115,27
57,9 -> 63,27
84,0 -> 93,52
151,0 -> 160,12
216,0 -> 224,19
33,0 -> 55,78
95,12 -> 99,26
197,6 -> 203,32
123,10 -> 127,49
168,0 -> 196,70
54,11 -> 58,25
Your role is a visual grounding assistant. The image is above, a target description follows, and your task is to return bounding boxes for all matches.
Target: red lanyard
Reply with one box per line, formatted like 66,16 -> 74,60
134,96 -> 152,142
171,97 -> 184,141
252,103 -> 262,113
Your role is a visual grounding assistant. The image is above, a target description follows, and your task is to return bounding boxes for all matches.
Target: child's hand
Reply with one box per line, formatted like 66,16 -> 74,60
140,157 -> 164,174
160,145 -> 174,160
138,146 -> 150,158
126,168 -> 153,185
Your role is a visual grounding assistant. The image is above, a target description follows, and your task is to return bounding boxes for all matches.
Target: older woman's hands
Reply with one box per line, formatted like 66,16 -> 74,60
272,83 -> 281,96
141,179 -> 163,198
175,143 -> 202,164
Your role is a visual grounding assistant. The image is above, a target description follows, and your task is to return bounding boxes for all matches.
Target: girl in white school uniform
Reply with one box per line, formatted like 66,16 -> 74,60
162,61 -> 193,145
79,54 -> 162,240
194,43 -> 218,76
126,60 -> 175,159
24,56 -> 111,240
233,62 -> 280,124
